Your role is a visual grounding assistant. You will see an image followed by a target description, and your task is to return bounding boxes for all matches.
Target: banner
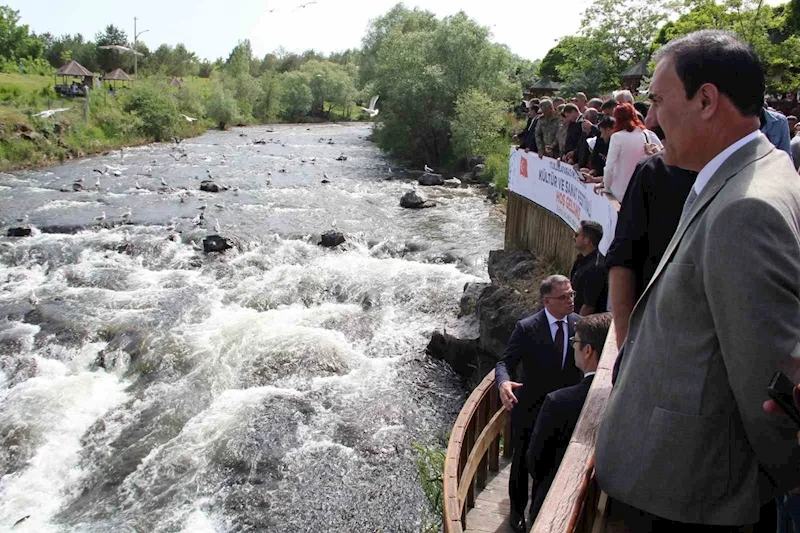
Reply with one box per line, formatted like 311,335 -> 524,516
508,148 -> 618,255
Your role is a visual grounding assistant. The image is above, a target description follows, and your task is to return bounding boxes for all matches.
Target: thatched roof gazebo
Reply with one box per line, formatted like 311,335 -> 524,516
169,78 -> 185,89
54,60 -> 95,97
620,59 -> 650,92
102,68 -> 132,90
528,78 -> 562,98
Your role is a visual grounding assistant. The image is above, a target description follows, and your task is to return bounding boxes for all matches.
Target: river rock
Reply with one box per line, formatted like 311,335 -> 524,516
335,155 -> 348,161
7,226 -> 32,237
426,314 -> 496,386
400,190 -> 435,209
320,231 -> 345,247
418,173 -> 444,186
203,235 -> 233,253
472,164 -> 487,181
467,156 -> 486,170
488,250 -> 538,283
459,282 -> 490,317
200,180 -> 224,193
443,177 -> 462,188
475,284 -> 537,360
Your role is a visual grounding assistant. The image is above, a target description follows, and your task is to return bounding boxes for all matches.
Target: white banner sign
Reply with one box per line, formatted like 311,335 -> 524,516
508,147 -> 618,255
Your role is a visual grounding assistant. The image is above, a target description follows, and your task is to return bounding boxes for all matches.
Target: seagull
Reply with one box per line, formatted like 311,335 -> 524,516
121,207 -> 132,221
33,108 -> 70,119
206,169 -> 213,179
95,177 -> 101,190
28,292 -> 39,306
321,172 -> 331,184
161,177 -> 168,187
388,167 -> 393,174
113,170 -> 122,177
93,168 -> 108,176
191,239 -> 203,251
360,95 -> 380,118
232,187 -> 240,195
294,1 -> 317,9
198,201 -> 208,211
179,192 -> 186,203
94,210 -> 106,223
135,181 -> 142,189
215,203 -> 225,210
213,217 -> 221,233
181,114 -> 198,122
76,176 -> 85,183
331,219 -> 337,229
267,173 -> 273,186
424,164 -> 434,173
16,214 -> 28,224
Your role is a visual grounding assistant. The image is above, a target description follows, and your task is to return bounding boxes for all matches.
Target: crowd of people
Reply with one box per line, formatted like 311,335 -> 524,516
499,29 -> 800,533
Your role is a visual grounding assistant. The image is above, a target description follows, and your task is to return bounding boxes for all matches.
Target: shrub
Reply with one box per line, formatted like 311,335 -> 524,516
450,89 -> 507,161
92,99 -> 143,138
205,82 -> 240,129
485,148 -> 510,194
279,71 -> 312,121
174,87 -> 205,119
123,83 -> 180,141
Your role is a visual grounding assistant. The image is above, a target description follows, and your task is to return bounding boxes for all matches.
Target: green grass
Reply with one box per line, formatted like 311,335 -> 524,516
0,73 -> 52,93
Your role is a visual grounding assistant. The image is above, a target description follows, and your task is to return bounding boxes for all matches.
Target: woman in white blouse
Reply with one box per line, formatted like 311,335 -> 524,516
596,102 -> 662,200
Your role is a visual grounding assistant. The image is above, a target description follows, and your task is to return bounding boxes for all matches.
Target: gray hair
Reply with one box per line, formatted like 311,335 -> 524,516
615,89 -> 634,103
583,108 -> 599,124
539,99 -> 553,111
540,274 -> 570,299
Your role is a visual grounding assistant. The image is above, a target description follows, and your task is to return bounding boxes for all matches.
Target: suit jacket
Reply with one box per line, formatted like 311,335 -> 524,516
527,374 -> 595,521
563,120 -> 583,157
595,134 -> 800,525
496,310 -> 583,430
520,115 -> 540,152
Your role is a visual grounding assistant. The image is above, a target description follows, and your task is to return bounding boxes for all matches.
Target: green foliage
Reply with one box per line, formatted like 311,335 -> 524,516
221,72 -> 262,120
279,71 -> 313,120
123,83 -> 180,141
92,97 -> 143,138
144,43 -> 199,77
300,60 -> 357,116
0,7 -> 45,63
1,57 -> 54,76
226,40 -> 253,77
173,86 -> 205,118
367,7 -> 520,164
451,89 -> 507,160
412,442 -> 446,533
42,32 -> 97,71
205,82 -> 240,129
94,24 -> 128,73
253,72 -> 282,122
485,147 -> 510,193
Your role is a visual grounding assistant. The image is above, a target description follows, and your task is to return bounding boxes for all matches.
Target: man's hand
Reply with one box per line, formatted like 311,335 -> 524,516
499,381 -> 523,411
763,383 -> 800,444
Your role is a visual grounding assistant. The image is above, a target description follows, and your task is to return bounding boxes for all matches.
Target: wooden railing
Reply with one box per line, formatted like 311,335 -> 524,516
443,369 -> 512,533
443,329 -> 620,533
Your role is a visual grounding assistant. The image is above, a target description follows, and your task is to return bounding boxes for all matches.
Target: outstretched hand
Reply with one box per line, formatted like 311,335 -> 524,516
500,381 -> 523,412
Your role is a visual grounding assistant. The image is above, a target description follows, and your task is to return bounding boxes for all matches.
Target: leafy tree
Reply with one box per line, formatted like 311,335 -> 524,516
43,33 -> 97,70
279,71 -> 313,120
300,60 -> 357,116
226,39 -> 253,76
124,83 -> 180,141
198,59 -> 215,78
0,7 -> 45,63
95,24 -> 128,72
450,89 -> 507,160
254,72 -> 282,121
206,82 -> 240,129
221,72 -> 262,120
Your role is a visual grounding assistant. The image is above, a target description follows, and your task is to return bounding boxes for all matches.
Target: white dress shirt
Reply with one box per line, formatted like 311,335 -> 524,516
583,371 -> 596,378
603,129 -> 663,201
693,130 -> 761,196
544,308 -> 568,369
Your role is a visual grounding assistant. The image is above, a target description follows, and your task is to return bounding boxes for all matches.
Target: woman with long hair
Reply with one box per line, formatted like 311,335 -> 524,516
597,102 -> 662,200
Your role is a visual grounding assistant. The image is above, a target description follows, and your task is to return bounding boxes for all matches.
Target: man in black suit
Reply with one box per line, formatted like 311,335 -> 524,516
496,275 -> 583,532
526,312 -> 612,525
516,103 -> 541,152
561,104 -> 583,163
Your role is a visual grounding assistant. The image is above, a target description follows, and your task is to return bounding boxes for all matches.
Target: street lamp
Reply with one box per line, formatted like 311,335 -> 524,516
134,17 -> 149,79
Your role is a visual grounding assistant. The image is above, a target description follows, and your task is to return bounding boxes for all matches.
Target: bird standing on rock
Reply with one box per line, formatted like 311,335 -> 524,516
424,164 -> 434,173
161,177 -> 168,187
321,172 -> 331,184
95,211 -> 106,224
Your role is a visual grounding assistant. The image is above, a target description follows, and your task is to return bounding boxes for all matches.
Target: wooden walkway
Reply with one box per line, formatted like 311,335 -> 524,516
464,458 -> 514,533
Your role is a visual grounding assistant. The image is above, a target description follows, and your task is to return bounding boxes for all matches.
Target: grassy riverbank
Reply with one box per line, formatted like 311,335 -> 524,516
0,73 -> 364,172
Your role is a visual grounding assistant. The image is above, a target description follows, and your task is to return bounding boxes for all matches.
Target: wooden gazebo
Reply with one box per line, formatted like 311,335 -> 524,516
54,60 -> 95,97
620,59 -> 650,92
528,78 -> 562,98
102,68 -> 132,90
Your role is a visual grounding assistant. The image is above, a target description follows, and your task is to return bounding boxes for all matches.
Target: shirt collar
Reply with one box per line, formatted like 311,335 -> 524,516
544,308 -> 567,326
584,371 -> 596,378
693,130 -> 761,195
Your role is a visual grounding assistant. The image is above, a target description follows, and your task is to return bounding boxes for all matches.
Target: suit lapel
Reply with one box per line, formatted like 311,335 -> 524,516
640,135 -> 774,300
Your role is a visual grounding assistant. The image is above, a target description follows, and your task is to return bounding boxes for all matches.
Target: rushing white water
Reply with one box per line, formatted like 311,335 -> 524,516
0,123 -> 504,532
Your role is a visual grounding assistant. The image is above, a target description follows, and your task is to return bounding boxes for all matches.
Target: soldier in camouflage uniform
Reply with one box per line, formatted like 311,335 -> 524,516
535,99 -> 560,160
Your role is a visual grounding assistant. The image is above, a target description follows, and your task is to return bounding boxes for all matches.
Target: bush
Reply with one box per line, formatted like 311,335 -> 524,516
92,99 -> 143,138
0,57 -> 55,76
174,87 -> 205,119
205,82 -> 240,129
123,83 -> 180,141
485,147 -> 510,194
413,442 -> 446,533
450,89 -> 507,161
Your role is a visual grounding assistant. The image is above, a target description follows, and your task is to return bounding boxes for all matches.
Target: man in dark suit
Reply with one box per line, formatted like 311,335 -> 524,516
526,312 -> 612,525
516,103 -> 540,152
496,275 -> 583,532
561,104 -> 583,163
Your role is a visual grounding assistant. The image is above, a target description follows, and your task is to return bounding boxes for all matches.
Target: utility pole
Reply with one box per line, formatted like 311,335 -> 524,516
133,17 -> 149,80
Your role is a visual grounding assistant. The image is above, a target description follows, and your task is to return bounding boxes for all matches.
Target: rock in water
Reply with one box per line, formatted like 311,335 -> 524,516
472,163 -> 487,181
418,172 -> 444,186
443,177 -> 462,188
200,180 -> 224,193
459,282 -> 490,317
400,190 -> 436,209
467,156 -> 486,170
320,231 -> 345,248
7,226 -> 32,237
487,250 -> 538,283
203,235 -> 233,253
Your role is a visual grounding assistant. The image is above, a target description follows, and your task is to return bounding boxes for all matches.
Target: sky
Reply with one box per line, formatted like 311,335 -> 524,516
8,0 -> 595,63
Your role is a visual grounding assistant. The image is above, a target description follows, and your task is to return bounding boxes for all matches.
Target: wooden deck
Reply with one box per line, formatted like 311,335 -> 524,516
464,458 -> 514,533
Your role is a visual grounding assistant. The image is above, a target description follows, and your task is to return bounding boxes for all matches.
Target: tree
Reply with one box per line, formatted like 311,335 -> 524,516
44,33 -> 97,70
450,89 -> 507,159
254,72 -> 282,121
279,71 -> 313,120
206,82 -> 241,129
0,6 -> 45,62
124,83 -> 180,141
226,39 -> 252,77
95,24 -> 128,72
300,60 -> 358,116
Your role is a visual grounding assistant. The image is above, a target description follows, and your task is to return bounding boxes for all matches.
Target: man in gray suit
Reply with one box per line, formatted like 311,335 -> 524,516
595,30 -> 800,532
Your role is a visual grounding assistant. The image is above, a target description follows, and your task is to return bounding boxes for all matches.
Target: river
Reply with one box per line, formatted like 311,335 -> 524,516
0,122 -> 504,532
